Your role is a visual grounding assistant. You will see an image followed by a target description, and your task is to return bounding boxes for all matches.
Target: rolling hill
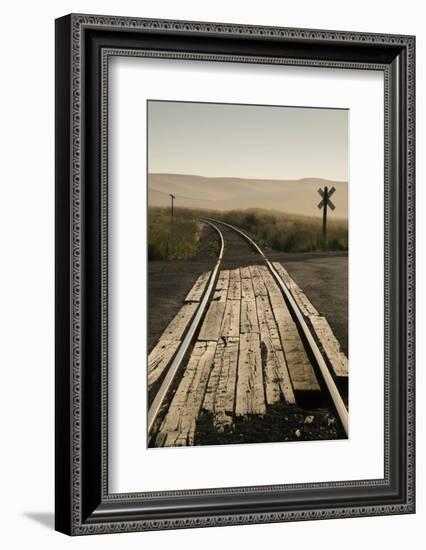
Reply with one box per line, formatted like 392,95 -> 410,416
148,173 -> 348,219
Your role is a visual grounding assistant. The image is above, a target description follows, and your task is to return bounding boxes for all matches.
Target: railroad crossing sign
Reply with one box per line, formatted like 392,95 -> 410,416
317,186 -> 336,240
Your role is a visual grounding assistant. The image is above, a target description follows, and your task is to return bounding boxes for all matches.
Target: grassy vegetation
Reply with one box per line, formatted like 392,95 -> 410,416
148,206 -> 348,259
212,208 -> 348,253
148,207 -> 200,260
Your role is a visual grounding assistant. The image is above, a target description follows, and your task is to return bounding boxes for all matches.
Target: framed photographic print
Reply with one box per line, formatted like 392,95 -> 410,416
55,14 -> 415,535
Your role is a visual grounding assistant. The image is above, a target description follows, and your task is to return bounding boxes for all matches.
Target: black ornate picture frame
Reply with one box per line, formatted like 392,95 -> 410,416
55,14 -> 415,535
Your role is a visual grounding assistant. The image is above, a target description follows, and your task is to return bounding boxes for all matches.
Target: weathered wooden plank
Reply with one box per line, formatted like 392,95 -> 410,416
220,300 -> 241,338
258,267 -> 320,393
227,269 -> 241,300
147,341 -> 180,389
198,301 -> 226,341
184,271 -> 211,302
273,262 -> 320,317
216,270 -> 230,291
203,337 -> 239,431
211,268 -> 230,302
213,271 -> 230,301
235,333 -> 266,417
258,266 -> 281,297
240,266 -> 252,279
147,302 -> 198,388
272,262 -> 348,378
212,288 -> 228,302
270,292 -> 320,393
156,341 -> 217,447
256,295 -> 296,405
240,299 -> 259,334
241,277 -> 255,300
203,338 -> 226,413
156,302 -> 199,342
271,261 -> 295,290
271,295 -> 320,392
309,316 -> 348,378
249,265 -> 268,297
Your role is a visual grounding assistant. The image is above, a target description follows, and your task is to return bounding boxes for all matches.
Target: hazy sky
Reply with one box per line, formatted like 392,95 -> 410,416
148,100 -> 348,181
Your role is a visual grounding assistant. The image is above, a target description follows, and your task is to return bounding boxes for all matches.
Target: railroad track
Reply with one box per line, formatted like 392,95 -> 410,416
147,220 -> 224,435
148,218 -> 348,445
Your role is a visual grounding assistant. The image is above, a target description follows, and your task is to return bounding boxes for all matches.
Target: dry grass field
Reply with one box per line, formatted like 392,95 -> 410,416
148,206 -> 348,260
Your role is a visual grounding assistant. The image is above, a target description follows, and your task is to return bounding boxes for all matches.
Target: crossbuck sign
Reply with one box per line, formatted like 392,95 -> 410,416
318,186 -> 336,240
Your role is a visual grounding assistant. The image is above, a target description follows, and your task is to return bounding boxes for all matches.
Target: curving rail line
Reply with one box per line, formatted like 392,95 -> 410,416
148,217 -> 349,439
147,220 -> 224,434
203,217 -> 349,437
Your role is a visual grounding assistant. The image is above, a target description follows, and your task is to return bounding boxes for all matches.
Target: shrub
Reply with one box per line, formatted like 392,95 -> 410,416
148,208 -> 200,260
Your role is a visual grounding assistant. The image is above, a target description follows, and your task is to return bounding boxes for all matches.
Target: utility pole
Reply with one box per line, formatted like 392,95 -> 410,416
169,193 -> 175,218
317,185 -> 336,241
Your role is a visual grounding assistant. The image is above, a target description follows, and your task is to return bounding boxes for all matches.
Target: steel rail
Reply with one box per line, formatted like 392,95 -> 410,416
147,220 -> 224,436
204,217 -> 349,437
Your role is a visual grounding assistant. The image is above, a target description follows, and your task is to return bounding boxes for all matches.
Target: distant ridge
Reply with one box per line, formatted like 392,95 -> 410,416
148,173 -> 348,219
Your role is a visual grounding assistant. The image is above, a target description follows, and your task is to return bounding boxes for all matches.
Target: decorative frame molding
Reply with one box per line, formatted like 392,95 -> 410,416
55,14 -> 415,535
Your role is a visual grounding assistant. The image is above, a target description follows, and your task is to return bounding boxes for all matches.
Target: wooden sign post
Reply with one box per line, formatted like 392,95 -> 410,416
169,193 -> 175,218
318,186 -> 336,241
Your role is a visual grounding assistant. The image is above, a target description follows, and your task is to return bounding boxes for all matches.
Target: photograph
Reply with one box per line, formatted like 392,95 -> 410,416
147,100 -> 349,448
52,10 -> 415,537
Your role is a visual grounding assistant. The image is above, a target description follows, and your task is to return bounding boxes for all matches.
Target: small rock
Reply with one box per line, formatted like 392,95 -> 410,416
295,429 -> 301,438
214,413 -> 233,433
321,413 -> 331,426
327,417 -> 336,427
304,415 -> 315,425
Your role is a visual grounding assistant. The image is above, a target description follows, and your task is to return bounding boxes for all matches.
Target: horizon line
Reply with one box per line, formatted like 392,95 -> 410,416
148,172 -> 348,183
